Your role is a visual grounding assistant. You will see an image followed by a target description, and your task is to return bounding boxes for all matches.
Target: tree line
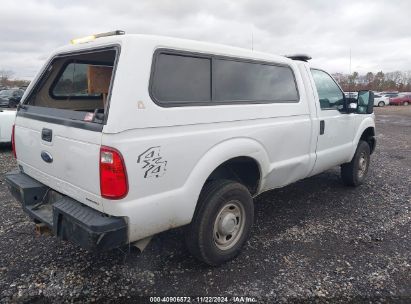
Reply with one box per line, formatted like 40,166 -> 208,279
2,67 -> 411,93
332,71 -> 411,92
0,69 -> 30,88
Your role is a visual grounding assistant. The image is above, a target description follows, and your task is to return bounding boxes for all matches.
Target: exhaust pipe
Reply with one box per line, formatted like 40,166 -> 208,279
35,223 -> 52,236
131,236 -> 153,252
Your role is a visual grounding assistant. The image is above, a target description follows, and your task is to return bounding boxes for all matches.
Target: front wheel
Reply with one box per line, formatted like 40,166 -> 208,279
378,101 -> 385,107
185,180 -> 254,266
404,101 -> 409,106
341,140 -> 371,187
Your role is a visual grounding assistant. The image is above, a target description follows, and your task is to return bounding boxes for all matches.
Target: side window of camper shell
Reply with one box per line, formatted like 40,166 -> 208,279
150,50 -> 299,106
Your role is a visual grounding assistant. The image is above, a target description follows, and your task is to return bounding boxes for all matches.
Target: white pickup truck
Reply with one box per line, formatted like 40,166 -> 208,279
0,109 -> 16,143
6,32 -> 376,265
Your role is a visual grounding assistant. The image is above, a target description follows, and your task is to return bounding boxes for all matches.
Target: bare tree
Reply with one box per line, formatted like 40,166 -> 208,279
334,70 -> 411,92
0,69 -> 14,86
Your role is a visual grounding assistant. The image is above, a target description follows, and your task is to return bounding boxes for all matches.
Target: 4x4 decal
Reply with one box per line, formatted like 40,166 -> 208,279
137,147 -> 167,178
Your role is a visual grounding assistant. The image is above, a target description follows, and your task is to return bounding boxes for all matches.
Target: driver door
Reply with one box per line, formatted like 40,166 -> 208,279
310,69 -> 356,176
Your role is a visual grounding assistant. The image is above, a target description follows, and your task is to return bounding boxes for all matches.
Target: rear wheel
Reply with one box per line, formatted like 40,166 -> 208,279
341,140 -> 371,187
378,101 -> 385,107
185,180 -> 254,266
404,101 -> 409,106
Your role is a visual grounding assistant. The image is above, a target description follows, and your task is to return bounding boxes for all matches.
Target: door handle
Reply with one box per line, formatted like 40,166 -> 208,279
320,120 -> 325,135
41,128 -> 53,142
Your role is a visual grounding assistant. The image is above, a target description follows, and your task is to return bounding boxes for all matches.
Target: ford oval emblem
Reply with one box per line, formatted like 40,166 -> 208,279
41,151 -> 53,163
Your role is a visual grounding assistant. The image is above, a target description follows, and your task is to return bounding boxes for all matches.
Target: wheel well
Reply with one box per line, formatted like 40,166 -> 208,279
205,157 -> 261,195
360,127 -> 376,154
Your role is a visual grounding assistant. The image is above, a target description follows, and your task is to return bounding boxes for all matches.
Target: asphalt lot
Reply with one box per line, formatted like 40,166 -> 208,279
0,106 -> 410,303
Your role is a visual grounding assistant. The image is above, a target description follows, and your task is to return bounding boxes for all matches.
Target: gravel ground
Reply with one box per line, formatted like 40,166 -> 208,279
0,106 -> 410,303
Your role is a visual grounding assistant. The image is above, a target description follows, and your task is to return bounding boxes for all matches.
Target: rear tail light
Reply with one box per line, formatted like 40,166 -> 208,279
99,146 -> 128,199
11,124 -> 16,158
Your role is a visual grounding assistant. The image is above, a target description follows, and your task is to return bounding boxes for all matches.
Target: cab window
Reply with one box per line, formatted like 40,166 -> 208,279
311,69 -> 344,110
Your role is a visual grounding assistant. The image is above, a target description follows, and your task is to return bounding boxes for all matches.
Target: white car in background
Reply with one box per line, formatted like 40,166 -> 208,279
373,94 -> 390,107
0,109 -> 16,143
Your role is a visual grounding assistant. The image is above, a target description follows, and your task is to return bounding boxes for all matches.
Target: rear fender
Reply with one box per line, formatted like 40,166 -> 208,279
183,137 -> 269,221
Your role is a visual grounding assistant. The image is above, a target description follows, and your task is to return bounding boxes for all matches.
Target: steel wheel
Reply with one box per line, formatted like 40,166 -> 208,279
213,200 -> 245,250
185,180 -> 254,265
357,151 -> 368,178
341,140 -> 371,187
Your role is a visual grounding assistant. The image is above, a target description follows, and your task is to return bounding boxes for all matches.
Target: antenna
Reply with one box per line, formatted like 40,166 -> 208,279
349,48 -> 352,94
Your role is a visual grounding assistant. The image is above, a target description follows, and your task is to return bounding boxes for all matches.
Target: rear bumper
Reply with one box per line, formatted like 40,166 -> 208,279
5,171 -> 128,251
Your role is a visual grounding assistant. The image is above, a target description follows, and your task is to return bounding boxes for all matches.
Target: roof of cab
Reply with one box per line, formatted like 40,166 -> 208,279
54,33 -> 298,66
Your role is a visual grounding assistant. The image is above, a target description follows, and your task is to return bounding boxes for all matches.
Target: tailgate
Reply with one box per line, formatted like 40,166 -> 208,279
14,116 -> 104,211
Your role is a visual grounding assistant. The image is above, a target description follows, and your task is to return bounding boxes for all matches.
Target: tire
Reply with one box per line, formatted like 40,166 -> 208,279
404,101 -> 409,106
341,140 -> 371,187
378,101 -> 385,107
185,180 -> 254,266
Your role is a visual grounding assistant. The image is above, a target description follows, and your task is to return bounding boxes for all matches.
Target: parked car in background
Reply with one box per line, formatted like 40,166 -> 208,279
0,109 -> 16,143
389,94 -> 411,106
373,94 -> 390,107
0,89 -> 24,108
383,92 -> 399,99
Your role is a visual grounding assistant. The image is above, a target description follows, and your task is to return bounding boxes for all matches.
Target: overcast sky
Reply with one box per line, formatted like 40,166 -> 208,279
1,0 -> 411,79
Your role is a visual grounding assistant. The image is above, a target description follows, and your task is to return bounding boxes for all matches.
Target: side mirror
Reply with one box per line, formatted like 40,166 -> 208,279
348,102 -> 357,111
345,97 -> 357,113
357,90 -> 374,114
357,91 -> 374,114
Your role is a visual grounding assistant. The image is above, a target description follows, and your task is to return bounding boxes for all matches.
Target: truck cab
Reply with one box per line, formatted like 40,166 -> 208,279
6,32 -> 375,265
